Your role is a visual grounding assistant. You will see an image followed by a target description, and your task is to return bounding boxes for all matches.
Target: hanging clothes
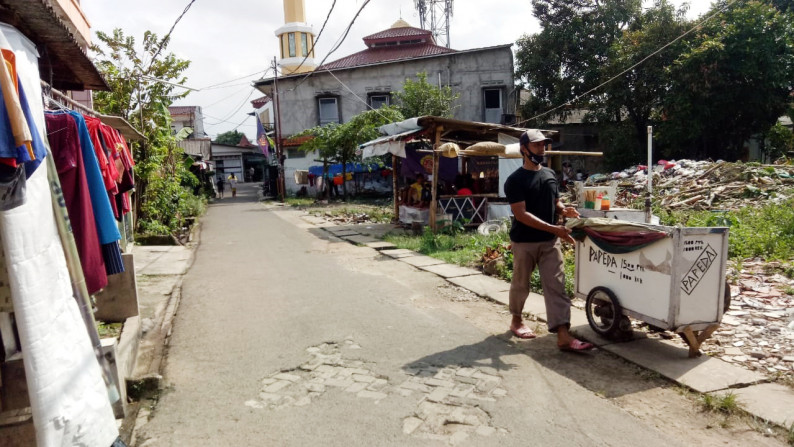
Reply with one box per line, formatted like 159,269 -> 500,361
0,23 -> 118,447
45,112 -> 107,294
47,111 -> 124,275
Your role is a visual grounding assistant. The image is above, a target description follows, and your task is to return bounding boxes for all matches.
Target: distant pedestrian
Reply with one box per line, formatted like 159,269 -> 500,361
228,173 -> 238,197
216,176 -> 225,198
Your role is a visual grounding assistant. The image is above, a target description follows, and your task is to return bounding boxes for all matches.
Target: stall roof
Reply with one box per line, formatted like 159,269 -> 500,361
0,0 -> 109,91
98,114 -> 145,142
359,116 -> 556,159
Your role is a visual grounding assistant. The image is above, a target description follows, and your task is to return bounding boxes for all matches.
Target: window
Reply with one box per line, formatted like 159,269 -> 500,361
288,33 -> 296,57
318,97 -> 340,124
301,33 -> 308,57
369,94 -> 389,109
286,148 -> 306,159
483,88 -> 502,124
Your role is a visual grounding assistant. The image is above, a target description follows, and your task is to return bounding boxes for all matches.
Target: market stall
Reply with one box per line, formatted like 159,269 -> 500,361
359,116 -> 602,230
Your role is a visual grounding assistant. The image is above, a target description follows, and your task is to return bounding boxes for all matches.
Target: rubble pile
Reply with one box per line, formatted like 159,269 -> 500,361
667,261 -> 794,380
575,160 -> 794,210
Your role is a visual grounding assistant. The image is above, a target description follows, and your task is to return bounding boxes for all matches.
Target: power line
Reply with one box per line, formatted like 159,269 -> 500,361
287,0 -> 372,92
325,69 -> 395,123
516,0 -> 738,127
147,0 -> 197,72
200,67 -> 272,90
288,0 -> 337,75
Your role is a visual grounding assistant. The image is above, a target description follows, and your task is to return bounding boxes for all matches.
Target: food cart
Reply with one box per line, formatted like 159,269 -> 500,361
569,218 -> 730,357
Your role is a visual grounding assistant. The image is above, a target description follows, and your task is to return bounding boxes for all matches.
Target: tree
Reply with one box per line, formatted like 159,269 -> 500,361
658,0 -> 794,160
215,130 -> 246,145
591,0 -> 689,169
515,0 -> 641,126
393,72 -> 459,118
299,107 -> 404,199
93,29 -> 202,235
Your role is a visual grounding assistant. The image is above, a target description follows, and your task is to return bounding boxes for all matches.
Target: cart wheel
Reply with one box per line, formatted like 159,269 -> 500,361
585,287 -> 625,337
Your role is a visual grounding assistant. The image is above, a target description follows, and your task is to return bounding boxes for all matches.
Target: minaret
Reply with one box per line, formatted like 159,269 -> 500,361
275,0 -> 316,75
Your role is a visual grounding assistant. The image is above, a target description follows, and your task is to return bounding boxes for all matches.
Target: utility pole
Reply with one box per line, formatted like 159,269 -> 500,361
273,57 -> 286,202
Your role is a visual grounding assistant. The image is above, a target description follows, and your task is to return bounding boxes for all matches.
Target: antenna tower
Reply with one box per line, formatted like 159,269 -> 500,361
414,0 -> 453,48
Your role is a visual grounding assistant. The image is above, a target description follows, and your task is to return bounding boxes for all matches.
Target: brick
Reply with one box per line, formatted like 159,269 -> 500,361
427,388 -> 450,402
345,382 -> 369,393
264,381 -> 291,393
472,371 -> 500,381
367,379 -> 388,391
491,388 -> 507,398
274,373 -> 302,383
352,374 -> 376,383
455,367 -> 477,378
357,390 -> 387,400
475,379 -> 499,393
304,382 -> 325,393
400,381 -> 431,392
449,384 -> 475,398
324,378 -> 354,388
476,426 -> 496,437
424,378 -> 455,388
259,392 -> 282,403
315,364 -> 338,374
403,417 -> 424,435
260,378 -> 277,386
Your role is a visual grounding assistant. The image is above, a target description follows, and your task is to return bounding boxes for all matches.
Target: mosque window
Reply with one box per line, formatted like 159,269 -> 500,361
288,33 -> 296,57
301,33 -> 308,57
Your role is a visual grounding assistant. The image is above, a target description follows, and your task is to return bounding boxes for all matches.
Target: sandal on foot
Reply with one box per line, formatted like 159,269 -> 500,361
559,339 -> 594,352
510,326 -> 537,339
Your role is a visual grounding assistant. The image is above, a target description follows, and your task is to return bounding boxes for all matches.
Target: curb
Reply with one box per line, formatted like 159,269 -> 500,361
318,222 -> 794,430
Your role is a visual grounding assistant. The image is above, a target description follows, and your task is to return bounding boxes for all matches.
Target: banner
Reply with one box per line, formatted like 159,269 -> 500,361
255,115 -> 270,157
400,144 -> 457,182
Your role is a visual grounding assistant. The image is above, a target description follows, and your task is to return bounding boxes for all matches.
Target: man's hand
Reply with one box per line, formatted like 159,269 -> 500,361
560,206 -> 579,219
554,225 -> 575,244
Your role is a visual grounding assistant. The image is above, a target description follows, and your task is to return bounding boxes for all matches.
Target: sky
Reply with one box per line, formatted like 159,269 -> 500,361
82,0 -> 714,140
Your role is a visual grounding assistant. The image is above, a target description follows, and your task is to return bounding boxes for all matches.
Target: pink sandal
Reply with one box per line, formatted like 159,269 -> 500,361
510,326 -> 537,339
559,339 -> 594,352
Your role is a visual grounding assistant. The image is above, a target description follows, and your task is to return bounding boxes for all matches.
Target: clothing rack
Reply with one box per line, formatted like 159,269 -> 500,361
39,80 -> 145,141
41,79 -> 97,116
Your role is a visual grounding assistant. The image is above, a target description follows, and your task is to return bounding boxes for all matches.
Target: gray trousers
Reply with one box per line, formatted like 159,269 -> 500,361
509,239 -> 571,332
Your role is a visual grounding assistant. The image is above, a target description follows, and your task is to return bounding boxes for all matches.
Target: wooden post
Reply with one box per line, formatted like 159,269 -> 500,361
429,126 -> 443,232
392,154 -> 399,223
680,324 -> 720,358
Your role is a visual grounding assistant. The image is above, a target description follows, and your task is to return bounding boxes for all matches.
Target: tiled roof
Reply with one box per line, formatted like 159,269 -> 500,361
363,26 -> 431,42
318,43 -> 456,70
251,96 -> 271,108
168,106 -> 199,115
281,135 -> 314,147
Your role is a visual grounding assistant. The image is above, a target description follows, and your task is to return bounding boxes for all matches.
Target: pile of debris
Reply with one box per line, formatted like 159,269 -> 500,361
573,159 -> 794,210
667,261 -> 794,381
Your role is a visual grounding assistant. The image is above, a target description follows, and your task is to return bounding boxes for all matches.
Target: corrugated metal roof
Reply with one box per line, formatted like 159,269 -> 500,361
0,0 -> 108,90
318,44 -> 455,70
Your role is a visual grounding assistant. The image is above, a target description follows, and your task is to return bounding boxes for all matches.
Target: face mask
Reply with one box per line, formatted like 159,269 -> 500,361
522,147 -> 545,165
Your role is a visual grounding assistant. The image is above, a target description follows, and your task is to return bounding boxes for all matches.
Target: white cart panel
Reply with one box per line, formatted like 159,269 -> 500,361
676,232 -> 728,325
576,236 -> 673,324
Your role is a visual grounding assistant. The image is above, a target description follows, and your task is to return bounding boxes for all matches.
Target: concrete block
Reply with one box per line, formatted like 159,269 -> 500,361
380,249 -> 417,259
602,338 -> 765,393
447,275 -> 510,297
343,235 -> 378,245
94,254 -> 139,322
418,263 -> 480,278
100,338 -> 126,419
116,316 -> 141,381
365,241 -> 396,250
715,383 -> 794,427
399,255 -> 445,268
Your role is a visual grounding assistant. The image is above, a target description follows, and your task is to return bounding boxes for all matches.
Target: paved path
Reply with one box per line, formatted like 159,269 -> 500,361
135,184 -> 684,446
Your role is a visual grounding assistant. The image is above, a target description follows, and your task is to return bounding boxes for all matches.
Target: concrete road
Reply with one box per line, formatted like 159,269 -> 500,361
134,183 -> 681,446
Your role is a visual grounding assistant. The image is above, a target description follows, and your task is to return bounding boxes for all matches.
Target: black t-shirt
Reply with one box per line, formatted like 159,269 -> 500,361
504,166 -> 558,243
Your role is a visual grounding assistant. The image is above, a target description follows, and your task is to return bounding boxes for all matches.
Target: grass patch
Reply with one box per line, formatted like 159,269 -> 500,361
702,392 -> 740,415
97,321 -> 122,339
285,197 -> 315,207
655,197 -> 794,261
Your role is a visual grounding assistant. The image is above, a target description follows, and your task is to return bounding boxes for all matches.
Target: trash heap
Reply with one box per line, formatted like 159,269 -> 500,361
570,159 -> 794,210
